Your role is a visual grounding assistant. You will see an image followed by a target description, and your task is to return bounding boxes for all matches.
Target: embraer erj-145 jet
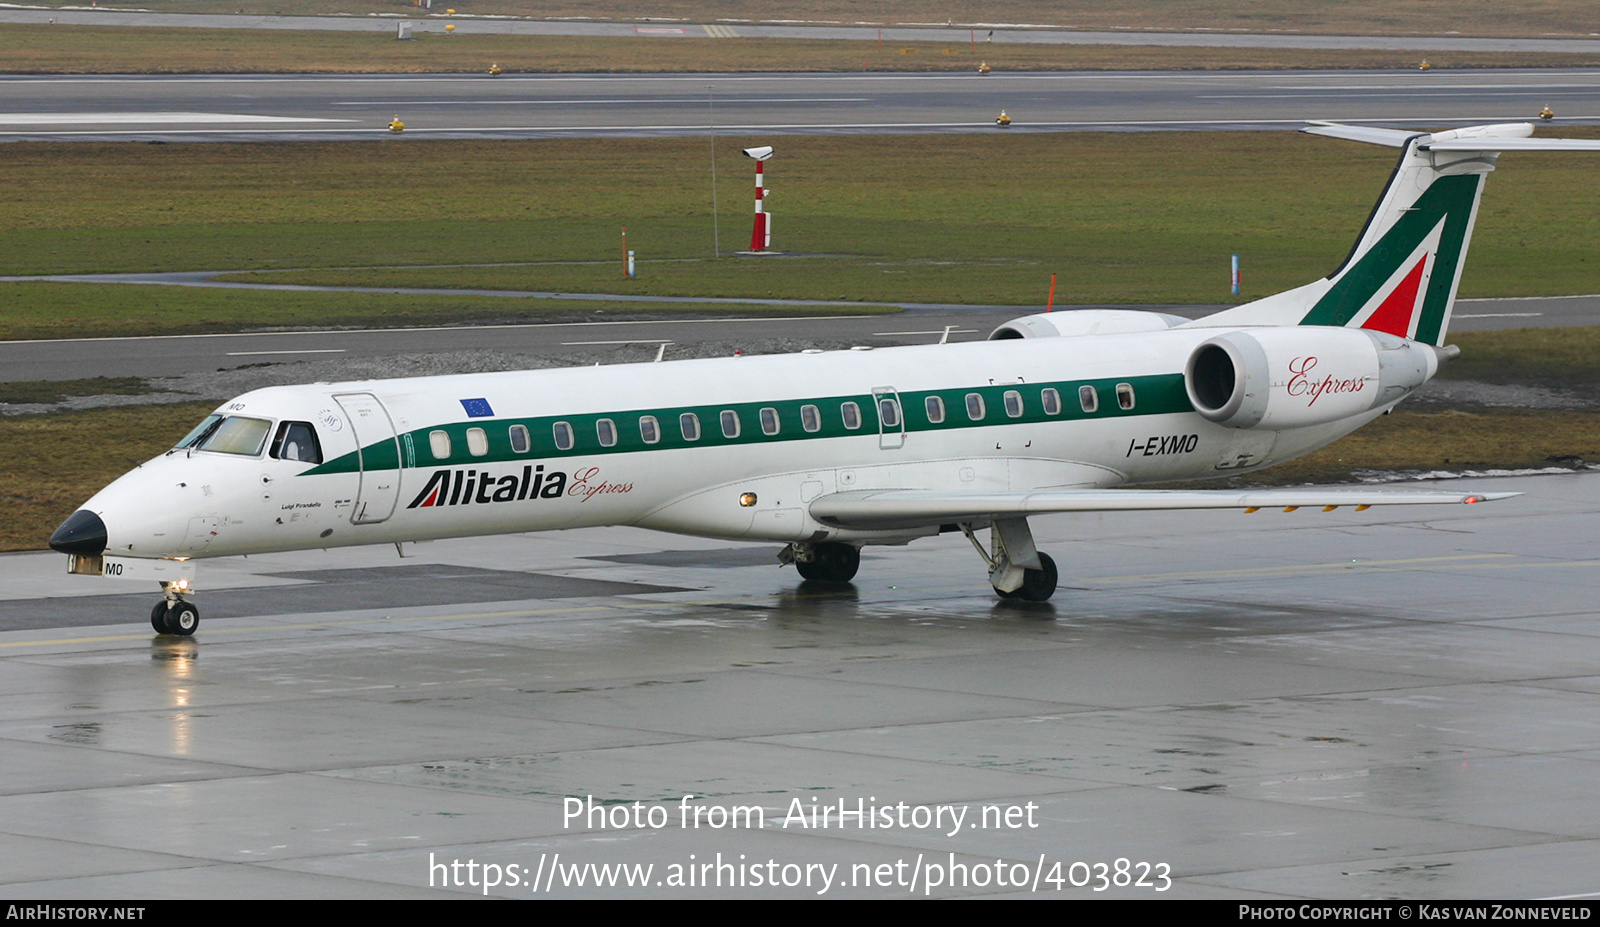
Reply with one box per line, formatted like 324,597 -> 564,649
49,122 -> 1600,635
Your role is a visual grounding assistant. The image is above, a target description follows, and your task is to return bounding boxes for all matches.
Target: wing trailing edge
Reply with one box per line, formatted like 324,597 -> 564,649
809,488 -> 1515,529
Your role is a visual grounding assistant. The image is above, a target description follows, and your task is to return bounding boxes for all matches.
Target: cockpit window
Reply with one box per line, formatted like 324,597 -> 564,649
197,416 -> 272,456
175,414 -> 223,450
270,421 -> 323,464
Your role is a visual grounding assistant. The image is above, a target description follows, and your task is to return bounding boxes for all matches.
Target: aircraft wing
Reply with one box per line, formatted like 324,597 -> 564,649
808,488 -> 1515,529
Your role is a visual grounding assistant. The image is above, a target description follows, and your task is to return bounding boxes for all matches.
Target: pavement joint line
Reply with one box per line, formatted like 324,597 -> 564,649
1085,553 -> 1517,583
0,589 -> 863,650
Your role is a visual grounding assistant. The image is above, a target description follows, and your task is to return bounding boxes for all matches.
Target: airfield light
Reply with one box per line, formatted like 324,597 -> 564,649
741,147 -> 774,252
446,23 -> 456,33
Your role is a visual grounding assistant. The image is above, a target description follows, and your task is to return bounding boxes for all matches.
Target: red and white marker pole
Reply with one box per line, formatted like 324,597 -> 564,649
742,146 -> 774,252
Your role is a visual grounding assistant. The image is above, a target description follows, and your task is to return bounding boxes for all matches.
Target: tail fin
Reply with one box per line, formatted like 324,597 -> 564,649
1189,122 -> 1600,346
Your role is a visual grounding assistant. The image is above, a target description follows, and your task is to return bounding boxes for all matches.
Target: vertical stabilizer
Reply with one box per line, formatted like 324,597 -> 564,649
1187,122 -> 1574,346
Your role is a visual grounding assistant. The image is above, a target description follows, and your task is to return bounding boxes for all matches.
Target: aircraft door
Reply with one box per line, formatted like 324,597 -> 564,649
333,392 -> 402,525
873,387 -> 905,450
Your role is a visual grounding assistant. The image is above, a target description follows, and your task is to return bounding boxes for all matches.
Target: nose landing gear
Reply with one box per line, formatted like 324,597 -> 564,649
151,582 -> 199,636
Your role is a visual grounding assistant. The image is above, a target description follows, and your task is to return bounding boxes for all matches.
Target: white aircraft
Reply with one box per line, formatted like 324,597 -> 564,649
48,122 -> 1600,635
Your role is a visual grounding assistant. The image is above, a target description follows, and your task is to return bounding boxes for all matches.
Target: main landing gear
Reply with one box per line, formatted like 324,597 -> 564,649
962,518 -> 1057,602
780,541 -> 861,584
780,519 -> 1058,601
150,581 -> 199,636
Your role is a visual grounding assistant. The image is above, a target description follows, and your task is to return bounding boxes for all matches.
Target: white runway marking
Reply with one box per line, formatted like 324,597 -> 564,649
0,112 -> 350,125
225,349 -> 348,355
873,329 -> 980,336
1454,312 -> 1544,319
330,98 -> 873,106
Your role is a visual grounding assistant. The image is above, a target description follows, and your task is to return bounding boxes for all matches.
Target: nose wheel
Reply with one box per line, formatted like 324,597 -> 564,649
151,587 -> 200,636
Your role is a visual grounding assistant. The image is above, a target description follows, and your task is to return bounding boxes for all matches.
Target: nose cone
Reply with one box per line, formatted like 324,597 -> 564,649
50,510 -> 108,555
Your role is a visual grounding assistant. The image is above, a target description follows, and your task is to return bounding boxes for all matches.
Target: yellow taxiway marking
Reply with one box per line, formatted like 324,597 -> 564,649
703,24 -> 740,38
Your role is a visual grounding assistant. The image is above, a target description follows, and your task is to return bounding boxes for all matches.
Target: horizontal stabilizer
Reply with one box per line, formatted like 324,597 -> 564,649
810,488 -> 1515,529
1423,137 -> 1600,151
1302,122 -> 1422,147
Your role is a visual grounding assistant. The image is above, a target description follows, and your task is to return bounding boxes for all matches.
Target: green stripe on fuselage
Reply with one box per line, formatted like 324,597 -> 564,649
302,372 -> 1193,476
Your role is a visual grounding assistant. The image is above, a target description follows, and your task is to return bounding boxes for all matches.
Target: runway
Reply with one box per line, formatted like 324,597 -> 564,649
1,295 -> 1594,384
2,69 -> 1600,140
2,470 -> 1597,897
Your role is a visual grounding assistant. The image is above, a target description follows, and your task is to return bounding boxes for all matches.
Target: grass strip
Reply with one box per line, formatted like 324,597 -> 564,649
5,132 -> 1600,343
19,0 -> 1600,41
5,24 -> 1597,74
0,377 -> 150,405
1233,408 -> 1600,485
0,282 -> 888,341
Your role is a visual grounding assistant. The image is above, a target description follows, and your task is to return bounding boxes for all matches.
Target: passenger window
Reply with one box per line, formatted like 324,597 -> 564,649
965,393 -> 986,421
270,421 -> 323,464
1079,385 -> 1099,414
1042,388 -> 1061,416
640,416 -> 660,445
199,416 -> 272,456
760,407 -> 780,436
800,404 -> 821,433
680,412 -> 701,441
1003,390 -> 1023,418
1117,383 -> 1136,411
720,410 -> 741,439
429,429 -> 451,460
466,427 -> 489,457
509,424 -> 530,454
841,402 -> 862,430
596,418 -> 617,447
878,397 -> 900,428
553,421 -> 574,451
925,396 -> 945,424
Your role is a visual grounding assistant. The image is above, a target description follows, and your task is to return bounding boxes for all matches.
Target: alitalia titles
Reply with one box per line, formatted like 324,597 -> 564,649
407,465 -> 633,509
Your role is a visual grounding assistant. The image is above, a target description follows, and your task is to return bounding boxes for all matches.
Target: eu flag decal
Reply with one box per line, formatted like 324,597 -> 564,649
460,398 -> 495,418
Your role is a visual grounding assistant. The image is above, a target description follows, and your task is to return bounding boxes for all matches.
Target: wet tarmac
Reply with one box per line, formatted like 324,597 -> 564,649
1,471 -> 1598,898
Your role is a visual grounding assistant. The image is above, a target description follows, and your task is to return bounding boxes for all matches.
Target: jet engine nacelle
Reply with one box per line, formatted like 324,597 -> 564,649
1184,328 -> 1439,429
989,310 -> 1189,340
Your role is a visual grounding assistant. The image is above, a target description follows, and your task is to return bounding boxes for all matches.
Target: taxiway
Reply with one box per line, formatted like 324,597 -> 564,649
2,471 -> 1597,897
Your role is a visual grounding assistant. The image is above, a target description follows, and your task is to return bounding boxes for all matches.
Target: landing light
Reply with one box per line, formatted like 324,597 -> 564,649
739,492 -> 758,507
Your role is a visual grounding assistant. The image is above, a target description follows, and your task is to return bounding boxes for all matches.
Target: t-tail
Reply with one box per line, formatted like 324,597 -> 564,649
1190,122 -> 1600,345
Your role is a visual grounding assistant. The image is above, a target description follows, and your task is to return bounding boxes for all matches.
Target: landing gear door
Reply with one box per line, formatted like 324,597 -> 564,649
873,387 -> 905,450
333,392 -> 402,525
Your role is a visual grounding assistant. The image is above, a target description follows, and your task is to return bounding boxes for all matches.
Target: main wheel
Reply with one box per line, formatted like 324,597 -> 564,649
151,601 -> 172,634
800,543 -> 861,584
1015,552 -> 1057,601
995,552 -> 1058,602
167,601 -> 200,636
